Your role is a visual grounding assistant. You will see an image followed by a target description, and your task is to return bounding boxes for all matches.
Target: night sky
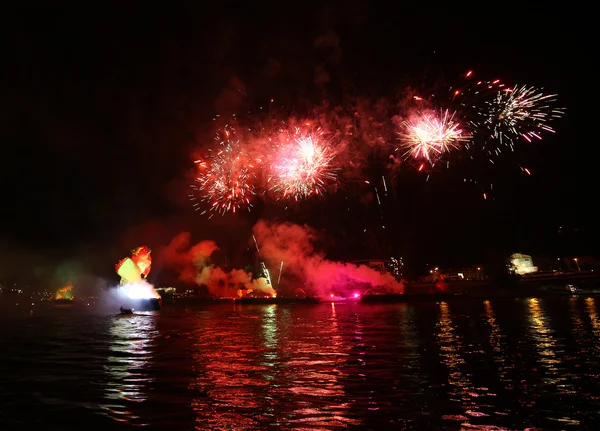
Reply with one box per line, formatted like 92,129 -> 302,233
1,3 -> 584,281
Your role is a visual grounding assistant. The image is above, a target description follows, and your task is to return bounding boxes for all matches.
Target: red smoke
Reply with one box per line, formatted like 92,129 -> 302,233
158,232 -> 274,297
159,232 -> 219,284
252,220 -> 404,296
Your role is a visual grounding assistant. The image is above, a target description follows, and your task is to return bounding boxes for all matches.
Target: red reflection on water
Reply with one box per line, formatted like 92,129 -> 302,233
188,304 -> 360,429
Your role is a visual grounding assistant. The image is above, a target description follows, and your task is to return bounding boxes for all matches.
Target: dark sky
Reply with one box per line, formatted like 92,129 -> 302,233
1,2 -> 584,278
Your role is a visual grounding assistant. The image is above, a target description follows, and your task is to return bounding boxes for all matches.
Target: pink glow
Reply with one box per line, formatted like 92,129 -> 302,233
252,220 -> 404,297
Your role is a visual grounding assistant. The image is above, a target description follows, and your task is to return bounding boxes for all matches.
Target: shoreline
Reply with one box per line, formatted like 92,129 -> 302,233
159,288 -> 600,306
4,290 -> 599,311
159,272 -> 600,305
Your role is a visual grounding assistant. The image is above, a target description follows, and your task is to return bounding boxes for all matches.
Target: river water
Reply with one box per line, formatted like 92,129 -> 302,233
1,297 -> 599,430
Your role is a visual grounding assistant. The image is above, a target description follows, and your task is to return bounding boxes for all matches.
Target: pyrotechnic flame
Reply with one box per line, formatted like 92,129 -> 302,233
118,281 -> 160,300
189,125 -> 257,216
131,246 -> 152,278
55,283 -> 74,300
481,85 -> 564,144
116,257 -> 142,284
114,246 -> 160,300
269,126 -> 338,200
398,109 -> 470,164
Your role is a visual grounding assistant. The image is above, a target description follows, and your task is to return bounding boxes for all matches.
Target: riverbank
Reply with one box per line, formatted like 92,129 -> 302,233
152,273 -> 600,306
159,287 -> 600,306
405,273 -> 600,296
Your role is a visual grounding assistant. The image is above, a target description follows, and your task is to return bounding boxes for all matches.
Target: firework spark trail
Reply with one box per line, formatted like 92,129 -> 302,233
269,126 -> 338,200
481,85 -> 564,144
444,72 -> 502,126
188,74 -> 564,213
189,125 -> 257,217
398,109 -> 471,164
277,260 -> 284,286
449,71 -> 507,145
452,71 -> 505,108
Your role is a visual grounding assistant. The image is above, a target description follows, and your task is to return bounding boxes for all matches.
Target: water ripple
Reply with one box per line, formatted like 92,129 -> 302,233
0,299 -> 599,429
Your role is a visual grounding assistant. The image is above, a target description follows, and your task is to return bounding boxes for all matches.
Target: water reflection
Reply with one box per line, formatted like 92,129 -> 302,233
525,298 -> 584,427
569,297 -> 588,352
258,305 -> 283,423
483,300 -> 511,385
436,301 -> 490,426
395,303 -> 425,388
101,312 -> 158,425
585,297 -> 600,340
280,303 -> 358,429
526,298 -> 563,385
261,304 -> 279,353
188,304 -> 360,430
190,308 -> 270,430
437,302 -> 468,393
4,300 -> 600,429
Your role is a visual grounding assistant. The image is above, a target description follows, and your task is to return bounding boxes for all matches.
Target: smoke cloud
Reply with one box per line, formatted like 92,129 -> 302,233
158,232 -> 274,297
252,220 -> 404,296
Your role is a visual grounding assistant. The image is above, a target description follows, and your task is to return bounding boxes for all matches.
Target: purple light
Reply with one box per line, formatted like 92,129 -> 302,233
352,292 -> 360,299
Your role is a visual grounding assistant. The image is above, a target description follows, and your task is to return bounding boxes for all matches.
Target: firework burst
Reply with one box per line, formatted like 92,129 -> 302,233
190,125 -> 257,216
269,126 -> 338,200
451,71 -> 506,105
398,109 -> 471,165
481,85 -> 564,145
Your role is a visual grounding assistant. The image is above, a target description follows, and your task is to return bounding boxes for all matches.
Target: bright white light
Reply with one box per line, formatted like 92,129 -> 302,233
118,281 -> 160,299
